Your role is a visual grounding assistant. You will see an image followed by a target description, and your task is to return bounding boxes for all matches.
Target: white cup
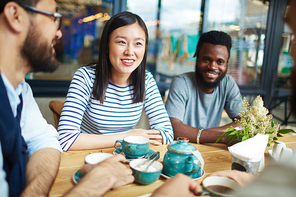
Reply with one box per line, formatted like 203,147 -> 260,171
272,141 -> 286,159
85,153 -> 113,164
279,147 -> 293,162
201,176 -> 242,196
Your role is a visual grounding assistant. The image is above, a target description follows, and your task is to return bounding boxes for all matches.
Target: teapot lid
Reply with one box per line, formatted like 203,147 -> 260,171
168,137 -> 196,154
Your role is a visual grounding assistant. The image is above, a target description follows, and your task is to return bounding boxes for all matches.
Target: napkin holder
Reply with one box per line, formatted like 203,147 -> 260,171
228,133 -> 268,175
231,154 -> 262,175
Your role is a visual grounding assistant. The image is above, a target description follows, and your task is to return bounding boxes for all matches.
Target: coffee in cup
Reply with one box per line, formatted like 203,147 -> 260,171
115,136 -> 150,158
200,176 -> 242,197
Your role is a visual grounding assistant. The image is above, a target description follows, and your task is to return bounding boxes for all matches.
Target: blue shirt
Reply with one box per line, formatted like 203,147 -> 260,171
165,72 -> 243,129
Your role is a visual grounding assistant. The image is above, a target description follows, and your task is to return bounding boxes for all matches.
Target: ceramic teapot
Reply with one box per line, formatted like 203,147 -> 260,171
163,137 -> 204,178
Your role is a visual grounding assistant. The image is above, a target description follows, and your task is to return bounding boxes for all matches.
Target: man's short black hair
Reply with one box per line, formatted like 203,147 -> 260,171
193,30 -> 232,61
0,0 -> 38,13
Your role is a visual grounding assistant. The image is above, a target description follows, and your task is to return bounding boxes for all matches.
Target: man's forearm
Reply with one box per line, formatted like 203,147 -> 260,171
21,148 -> 61,197
199,121 -> 238,144
170,117 -> 238,144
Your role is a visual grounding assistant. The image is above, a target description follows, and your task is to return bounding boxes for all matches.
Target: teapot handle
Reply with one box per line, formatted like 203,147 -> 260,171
192,150 -> 204,170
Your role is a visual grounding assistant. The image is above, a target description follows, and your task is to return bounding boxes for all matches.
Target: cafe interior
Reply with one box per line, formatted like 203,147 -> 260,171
22,0 -> 296,196
29,0 -> 295,128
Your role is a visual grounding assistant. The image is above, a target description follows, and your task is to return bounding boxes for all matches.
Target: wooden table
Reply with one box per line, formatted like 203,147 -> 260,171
49,134 -> 296,197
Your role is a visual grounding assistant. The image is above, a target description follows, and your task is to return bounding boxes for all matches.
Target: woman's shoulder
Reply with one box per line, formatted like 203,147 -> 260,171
75,64 -> 96,77
145,70 -> 154,80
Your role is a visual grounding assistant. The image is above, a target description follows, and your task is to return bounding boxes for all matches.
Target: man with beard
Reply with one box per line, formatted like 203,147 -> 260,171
0,0 -> 133,196
151,1 -> 296,196
165,31 -> 242,144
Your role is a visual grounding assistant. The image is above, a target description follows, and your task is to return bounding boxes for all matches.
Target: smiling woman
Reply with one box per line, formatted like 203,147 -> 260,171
108,23 -> 146,86
57,11 -> 174,151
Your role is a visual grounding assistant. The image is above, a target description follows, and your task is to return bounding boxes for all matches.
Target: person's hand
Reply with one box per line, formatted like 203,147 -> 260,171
128,129 -> 162,145
151,173 -> 203,197
80,154 -> 134,189
207,170 -> 256,187
64,155 -> 134,197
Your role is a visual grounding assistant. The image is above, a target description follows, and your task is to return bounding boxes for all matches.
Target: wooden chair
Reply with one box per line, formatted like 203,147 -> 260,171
49,100 -> 64,129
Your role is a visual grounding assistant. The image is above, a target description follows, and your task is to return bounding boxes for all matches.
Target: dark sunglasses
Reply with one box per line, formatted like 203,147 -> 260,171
18,3 -> 62,30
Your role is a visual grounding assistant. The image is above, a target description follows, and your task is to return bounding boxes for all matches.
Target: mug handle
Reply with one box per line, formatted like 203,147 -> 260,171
115,140 -> 123,151
198,189 -> 211,196
192,150 -> 204,170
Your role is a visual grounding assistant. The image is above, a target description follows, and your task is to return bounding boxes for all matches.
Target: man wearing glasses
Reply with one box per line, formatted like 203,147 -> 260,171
0,0 -> 63,196
0,0 -> 134,196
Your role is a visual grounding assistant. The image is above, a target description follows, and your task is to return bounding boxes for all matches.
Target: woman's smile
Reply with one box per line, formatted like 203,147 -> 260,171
108,23 -> 146,82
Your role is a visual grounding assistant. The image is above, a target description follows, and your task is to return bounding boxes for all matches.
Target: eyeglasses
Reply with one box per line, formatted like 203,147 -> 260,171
18,3 -> 62,30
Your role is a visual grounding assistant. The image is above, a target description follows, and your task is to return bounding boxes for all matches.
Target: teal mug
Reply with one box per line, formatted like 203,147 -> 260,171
129,158 -> 163,185
115,136 -> 150,158
200,176 -> 242,197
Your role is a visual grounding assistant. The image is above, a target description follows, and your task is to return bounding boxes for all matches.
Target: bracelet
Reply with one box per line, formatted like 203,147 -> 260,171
196,129 -> 203,144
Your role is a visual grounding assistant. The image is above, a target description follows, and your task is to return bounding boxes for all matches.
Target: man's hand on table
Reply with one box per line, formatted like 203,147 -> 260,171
208,170 -> 256,187
151,173 -> 204,197
64,155 -> 134,197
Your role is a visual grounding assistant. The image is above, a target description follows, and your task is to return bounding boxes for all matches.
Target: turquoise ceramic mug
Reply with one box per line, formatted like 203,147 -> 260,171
115,136 -> 150,158
200,176 -> 242,197
129,158 -> 163,185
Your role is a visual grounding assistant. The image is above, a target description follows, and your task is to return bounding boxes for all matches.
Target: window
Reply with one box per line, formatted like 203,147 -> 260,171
204,0 -> 269,85
127,0 -> 201,83
27,0 -> 113,81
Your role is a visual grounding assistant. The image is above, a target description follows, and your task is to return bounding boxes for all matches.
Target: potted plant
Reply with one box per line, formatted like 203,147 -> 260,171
216,96 -> 295,146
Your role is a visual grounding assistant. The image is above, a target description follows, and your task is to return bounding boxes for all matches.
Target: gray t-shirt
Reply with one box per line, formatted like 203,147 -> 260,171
165,72 -> 242,129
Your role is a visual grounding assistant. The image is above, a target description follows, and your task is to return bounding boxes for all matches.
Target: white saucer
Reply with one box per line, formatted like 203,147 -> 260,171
268,149 -> 279,161
161,169 -> 205,181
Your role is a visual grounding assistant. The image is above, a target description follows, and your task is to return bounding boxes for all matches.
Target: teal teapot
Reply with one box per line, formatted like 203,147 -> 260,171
163,137 -> 204,178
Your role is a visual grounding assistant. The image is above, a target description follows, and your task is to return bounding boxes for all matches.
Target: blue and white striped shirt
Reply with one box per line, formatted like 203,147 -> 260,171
58,65 -> 173,151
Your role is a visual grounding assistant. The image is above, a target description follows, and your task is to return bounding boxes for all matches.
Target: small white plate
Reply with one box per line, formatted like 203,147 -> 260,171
160,169 -> 205,181
85,152 -> 113,164
268,149 -> 279,161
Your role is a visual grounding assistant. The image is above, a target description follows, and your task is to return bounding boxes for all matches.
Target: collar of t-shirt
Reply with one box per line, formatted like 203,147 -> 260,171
1,73 -> 23,118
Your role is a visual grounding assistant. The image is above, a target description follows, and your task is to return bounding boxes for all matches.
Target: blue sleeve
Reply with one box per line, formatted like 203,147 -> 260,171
165,75 -> 189,121
58,67 -> 93,151
224,76 -> 243,119
143,72 -> 174,144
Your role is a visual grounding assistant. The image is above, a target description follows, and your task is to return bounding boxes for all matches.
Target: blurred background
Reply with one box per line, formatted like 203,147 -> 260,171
28,0 -> 295,129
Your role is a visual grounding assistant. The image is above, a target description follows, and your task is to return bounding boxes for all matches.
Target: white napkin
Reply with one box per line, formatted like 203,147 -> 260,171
228,133 -> 269,162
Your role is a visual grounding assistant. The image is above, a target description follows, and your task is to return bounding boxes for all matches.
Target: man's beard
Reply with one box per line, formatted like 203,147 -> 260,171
196,67 -> 227,89
21,24 -> 60,73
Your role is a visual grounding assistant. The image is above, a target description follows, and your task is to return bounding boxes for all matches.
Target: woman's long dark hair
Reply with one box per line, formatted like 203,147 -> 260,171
92,11 -> 149,103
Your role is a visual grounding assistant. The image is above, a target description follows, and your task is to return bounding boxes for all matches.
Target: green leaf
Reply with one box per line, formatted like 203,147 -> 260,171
278,129 -> 296,134
228,137 -> 237,145
215,133 -> 225,143
277,133 -> 283,137
242,135 -> 249,141
271,120 -> 274,127
229,130 -> 239,136
225,127 -> 235,133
